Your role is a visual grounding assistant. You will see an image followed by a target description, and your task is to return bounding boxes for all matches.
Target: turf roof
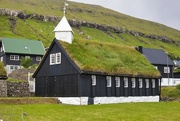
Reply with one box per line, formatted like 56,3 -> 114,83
59,39 -> 160,78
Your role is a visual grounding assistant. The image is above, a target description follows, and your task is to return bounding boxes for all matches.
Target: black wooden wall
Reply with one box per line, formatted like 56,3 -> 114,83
80,74 -> 160,97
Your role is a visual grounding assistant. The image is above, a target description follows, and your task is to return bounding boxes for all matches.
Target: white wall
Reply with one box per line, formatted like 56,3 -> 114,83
161,78 -> 180,86
58,96 -> 159,105
55,32 -> 73,44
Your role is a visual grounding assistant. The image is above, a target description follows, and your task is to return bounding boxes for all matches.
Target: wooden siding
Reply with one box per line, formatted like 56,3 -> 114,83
35,74 -> 79,97
80,74 -> 160,97
35,42 -> 79,77
154,64 -> 174,78
2,53 -> 42,66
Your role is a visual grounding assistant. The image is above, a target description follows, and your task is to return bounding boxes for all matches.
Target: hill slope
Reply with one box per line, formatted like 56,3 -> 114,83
0,0 -> 180,58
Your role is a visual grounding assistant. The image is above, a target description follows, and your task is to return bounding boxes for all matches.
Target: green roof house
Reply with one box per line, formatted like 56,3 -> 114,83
0,37 -> 45,74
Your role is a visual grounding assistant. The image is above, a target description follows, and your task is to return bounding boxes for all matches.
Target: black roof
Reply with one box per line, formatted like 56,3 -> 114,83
142,48 -> 174,66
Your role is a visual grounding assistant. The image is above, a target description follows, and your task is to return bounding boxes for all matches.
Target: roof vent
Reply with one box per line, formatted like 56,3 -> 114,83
24,46 -> 28,50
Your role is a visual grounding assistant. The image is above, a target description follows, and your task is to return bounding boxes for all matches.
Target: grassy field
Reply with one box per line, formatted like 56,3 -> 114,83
0,102 -> 179,121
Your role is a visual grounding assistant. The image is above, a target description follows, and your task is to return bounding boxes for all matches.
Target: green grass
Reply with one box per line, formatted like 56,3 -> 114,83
0,102 -> 179,121
60,39 -> 160,77
6,78 -> 26,82
161,85 -> 180,98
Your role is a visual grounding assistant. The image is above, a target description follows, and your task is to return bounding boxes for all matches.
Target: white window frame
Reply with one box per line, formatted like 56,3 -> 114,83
132,78 -> 136,88
152,79 -> 155,88
106,76 -> 111,87
154,66 -> 158,70
115,77 -> 120,87
145,79 -> 149,88
91,75 -> 96,86
164,67 -> 170,73
50,53 -> 56,65
56,52 -> 61,64
139,78 -> 142,88
124,77 -> 128,88
10,55 -> 19,61
36,56 -> 42,61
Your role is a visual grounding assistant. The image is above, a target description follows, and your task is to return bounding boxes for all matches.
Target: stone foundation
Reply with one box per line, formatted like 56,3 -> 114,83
0,80 -> 7,97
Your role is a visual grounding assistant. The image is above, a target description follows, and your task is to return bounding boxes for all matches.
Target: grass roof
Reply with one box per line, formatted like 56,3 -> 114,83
60,39 -> 160,78
0,61 -> 7,77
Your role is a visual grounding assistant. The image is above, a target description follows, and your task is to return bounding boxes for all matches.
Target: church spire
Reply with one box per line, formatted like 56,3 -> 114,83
63,2 -> 68,16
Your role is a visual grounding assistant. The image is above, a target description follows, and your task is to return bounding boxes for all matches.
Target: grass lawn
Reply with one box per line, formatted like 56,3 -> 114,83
0,102 -> 179,121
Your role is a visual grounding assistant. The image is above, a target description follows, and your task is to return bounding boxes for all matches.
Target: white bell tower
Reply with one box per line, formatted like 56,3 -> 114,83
53,2 -> 74,44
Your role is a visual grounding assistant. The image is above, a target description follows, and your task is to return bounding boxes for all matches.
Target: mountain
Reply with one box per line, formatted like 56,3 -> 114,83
0,0 -> 180,58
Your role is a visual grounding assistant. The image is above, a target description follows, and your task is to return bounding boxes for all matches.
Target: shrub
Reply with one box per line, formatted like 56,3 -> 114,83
20,57 -> 32,68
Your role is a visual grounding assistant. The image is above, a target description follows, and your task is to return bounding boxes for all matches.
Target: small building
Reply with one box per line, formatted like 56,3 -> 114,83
0,37 -> 45,74
33,38 -> 161,105
136,46 -> 174,86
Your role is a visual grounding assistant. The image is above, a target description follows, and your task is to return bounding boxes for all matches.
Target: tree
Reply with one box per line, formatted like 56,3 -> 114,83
20,57 -> 32,68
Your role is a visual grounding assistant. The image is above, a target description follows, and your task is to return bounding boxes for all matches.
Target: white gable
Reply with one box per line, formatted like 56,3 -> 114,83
54,16 -> 73,32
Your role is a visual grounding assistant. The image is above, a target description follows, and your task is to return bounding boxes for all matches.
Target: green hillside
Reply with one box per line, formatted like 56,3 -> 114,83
0,0 -> 180,58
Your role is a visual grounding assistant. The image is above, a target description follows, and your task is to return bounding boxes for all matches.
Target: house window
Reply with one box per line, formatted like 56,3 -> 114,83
145,79 -> 149,88
106,76 -> 111,87
132,78 -> 136,88
115,77 -> 120,87
50,54 -> 55,65
152,79 -> 155,88
10,55 -> 19,61
36,56 -> 42,61
164,67 -> 170,73
139,78 -> 142,88
91,75 -> 96,86
56,53 -> 61,64
124,77 -> 128,88
25,56 -> 30,59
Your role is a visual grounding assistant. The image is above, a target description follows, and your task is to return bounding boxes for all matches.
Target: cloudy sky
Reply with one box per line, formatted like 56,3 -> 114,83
68,0 -> 180,31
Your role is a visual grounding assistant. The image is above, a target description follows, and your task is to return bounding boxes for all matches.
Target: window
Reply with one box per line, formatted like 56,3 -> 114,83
56,53 -> 61,64
10,55 -> 19,61
25,56 -> 30,59
152,79 -> 155,88
164,67 -> 170,73
91,75 -> 96,86
139,78 -> 142,88
50,52 -> 61,65
124,77 -> 128,88
50,54 -> 55,65
106,76 -> 111,87
145,79 -> 149,88
36,56 -> 42,61
115,77 -> 120,87
132,78 -> 136,88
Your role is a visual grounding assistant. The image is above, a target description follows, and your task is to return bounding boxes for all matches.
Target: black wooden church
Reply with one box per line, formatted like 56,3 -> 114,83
33,11 -> 161,104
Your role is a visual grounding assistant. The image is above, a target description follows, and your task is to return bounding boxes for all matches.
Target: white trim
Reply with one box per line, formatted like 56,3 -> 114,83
50,53 -> 55,65
91,75 -> 96,86
56,52 -> 61,64
145,79 -> 149,88
139,78 -> 142,88
132,78 -> 136,88
115,77 -> 120,87
152,79 -> 155,88
124,77 -> 128,88
10,55 -> 19,61
106,76 -> 111,87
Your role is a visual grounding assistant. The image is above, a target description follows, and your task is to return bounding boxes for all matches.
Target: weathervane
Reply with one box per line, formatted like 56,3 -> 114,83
63,2 -> 69,16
